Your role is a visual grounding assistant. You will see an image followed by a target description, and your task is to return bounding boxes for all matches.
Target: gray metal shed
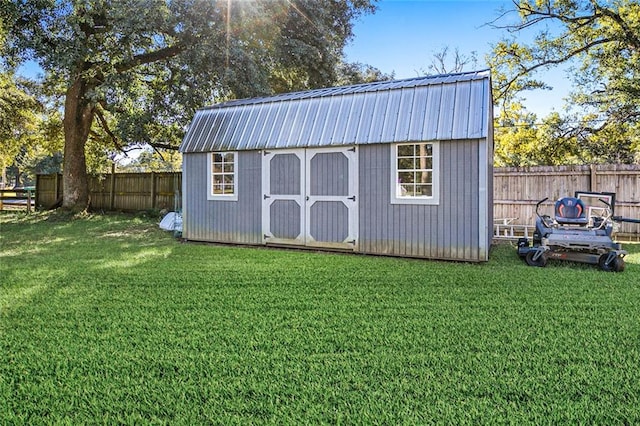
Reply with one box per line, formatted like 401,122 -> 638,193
179,70 -> 493,261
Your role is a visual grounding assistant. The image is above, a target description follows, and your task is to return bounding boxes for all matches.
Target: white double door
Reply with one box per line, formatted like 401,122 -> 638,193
262,146 -> 358,250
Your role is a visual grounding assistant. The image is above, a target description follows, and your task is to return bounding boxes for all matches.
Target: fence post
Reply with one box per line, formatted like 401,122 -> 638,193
590,164 -> 597,192
35,174 -> 40,209
109,164 -> 116,210
150,172 -> 156,209
55,173 -> 61,201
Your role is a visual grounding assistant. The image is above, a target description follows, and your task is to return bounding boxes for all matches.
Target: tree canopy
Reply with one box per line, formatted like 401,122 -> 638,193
5,0 -> 379,209
489,0 -> 640,165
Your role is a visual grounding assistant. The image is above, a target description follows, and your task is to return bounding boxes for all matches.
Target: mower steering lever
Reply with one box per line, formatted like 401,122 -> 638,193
535,197 -> 549,218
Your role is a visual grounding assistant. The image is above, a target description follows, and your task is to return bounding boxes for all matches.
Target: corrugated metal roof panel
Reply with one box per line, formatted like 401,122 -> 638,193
380,89 -> 401,142
423,84 -> 442,140
407,86 -> 428,141
295,99 -> 315,147
452,81 -> 471,140
437,84 -> 456,140
395,89 -> 414,142
468,78 -> 488,139
343,93 -> 366,144
330,95 -> 351,144
179,70 -> 491,153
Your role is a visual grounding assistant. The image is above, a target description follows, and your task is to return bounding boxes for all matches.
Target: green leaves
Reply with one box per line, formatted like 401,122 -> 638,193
490,0 -> 640,165
8,0 -> 379,152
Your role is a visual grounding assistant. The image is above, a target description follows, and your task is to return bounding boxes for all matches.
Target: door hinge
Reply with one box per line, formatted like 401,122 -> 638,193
348,196 -> 356,201
264,234 -> 270,239
348,146 -> 356,152
348,239 -> 356,245
264,194 -> 270,199
263,150 -> 271,156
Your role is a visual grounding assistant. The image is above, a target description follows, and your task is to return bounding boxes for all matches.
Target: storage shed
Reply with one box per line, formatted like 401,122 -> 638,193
179,70 -> 493,261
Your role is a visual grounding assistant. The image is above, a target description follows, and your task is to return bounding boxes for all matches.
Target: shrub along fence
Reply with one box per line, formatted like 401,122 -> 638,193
36,165 -> 638,238
36,172 -> 182,212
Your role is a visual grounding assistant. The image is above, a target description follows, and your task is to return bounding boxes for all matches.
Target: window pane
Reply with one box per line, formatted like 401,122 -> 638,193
401,184 -> 413,196
417,170 -> 432,184
398,171 -> 414,184
398,157 -> 415,170
416,185 -> 432,196
223,163 -> 234,173
223,184 -> 234,194
213,153 -> 223,163
213,163 -> 222,173
224,153 -> 234,162
223,174 -> 234,184
418,157 -> 432,170
397,145 -> 414,157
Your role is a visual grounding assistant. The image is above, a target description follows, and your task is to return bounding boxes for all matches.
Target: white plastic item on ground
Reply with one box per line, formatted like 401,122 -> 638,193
159,212 -> 183,232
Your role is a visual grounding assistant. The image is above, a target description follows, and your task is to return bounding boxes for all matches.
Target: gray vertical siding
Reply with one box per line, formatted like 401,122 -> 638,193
183,138 -> 489,261
359,142 -> 484,261
182,151 -> 262,244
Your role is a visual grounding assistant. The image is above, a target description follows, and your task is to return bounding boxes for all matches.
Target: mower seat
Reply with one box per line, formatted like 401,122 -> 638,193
555,197 -> 588,225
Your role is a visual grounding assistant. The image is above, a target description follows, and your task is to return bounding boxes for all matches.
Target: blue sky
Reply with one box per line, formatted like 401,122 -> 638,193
344,0 -> 570,117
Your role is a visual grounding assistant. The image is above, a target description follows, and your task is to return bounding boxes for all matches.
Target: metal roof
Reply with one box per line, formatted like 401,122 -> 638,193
179,70 -> 491,153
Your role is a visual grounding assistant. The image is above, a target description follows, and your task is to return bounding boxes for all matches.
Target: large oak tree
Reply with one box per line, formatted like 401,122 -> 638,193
5,0 -> 377,210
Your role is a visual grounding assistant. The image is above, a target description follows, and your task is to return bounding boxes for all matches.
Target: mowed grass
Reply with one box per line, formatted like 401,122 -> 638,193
1,211 -> 639,424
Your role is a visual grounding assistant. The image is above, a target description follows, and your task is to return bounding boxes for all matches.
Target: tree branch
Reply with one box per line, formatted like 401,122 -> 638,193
115,43 -> 189,74
94,107 -> 123,151
148,142 -> 180,151
594,4 -> 640,49
495,37 -> 614,101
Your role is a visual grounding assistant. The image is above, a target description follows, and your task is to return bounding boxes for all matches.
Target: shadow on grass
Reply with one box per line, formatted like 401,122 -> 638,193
1,211 -> 176,315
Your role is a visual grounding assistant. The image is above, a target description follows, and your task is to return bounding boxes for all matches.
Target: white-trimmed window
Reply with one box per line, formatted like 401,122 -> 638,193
391,142 -> 439,205
207,152 -> 238,201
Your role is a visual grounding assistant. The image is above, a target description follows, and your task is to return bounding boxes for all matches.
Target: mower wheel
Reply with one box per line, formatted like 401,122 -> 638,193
599,254 -> 625,272
525,250 -> 547,267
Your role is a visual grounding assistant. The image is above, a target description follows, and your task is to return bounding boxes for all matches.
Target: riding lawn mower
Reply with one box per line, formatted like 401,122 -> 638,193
517,191 -> 639,272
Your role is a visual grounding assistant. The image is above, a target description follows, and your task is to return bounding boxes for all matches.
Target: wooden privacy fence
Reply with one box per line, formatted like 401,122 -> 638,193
494,164 -> 640,239
0,189 -> 35,212
35,166 -> 638,237
36,172 -> 182,212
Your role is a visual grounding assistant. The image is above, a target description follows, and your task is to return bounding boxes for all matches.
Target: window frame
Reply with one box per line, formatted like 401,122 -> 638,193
207,151 -> 238,201
390,141 -> 440,205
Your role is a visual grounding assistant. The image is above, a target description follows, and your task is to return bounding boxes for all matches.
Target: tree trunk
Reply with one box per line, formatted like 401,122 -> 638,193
62,77 -> 95,211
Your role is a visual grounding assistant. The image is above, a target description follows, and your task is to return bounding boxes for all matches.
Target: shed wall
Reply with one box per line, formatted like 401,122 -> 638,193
358,141 -> 485,261
182,139 -> 489,261
182,151 -> 262,244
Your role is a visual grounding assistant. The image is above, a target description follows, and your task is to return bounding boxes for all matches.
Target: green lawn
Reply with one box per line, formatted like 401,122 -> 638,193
1,211 -> 639,424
